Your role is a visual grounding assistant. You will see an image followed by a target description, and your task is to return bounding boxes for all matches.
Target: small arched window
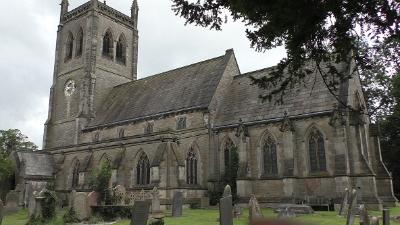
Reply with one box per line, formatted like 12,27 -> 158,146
118,129 -> 125,138
116,34 -> 126,64
136,153 -> 150,185
262,136 -> 278,176
223,138 -> 235,170
102,30 -> 113,58
65,32 -> 74,61
177,117 -> 187,130
186,148 -> 198,185
309,129 -> 327,173
144,121 -> 154,134
72,160 -> 80,188
76,28 -> 84,57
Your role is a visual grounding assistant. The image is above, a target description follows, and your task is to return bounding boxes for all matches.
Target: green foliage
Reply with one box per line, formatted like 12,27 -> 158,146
89,160 -> 112,203
149,218 -> 165,225
171,0 -> 400,117
0,151 -> 13,182
41,191 -> 57,220
62,208 -> 79,224
0,129 -> 38,154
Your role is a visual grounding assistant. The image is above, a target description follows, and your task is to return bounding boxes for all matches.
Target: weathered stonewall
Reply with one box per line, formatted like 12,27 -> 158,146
339,188 -> 350,216
248,195 -> 263,220
346,189 -> 358,225
0,199 -> 4,225
73,192 -> 91,221
359,205 -> 370,225
172,192 -> 183,217
131,201 -> 151,225
383,209 -> 390,225
219,185 -> 233,225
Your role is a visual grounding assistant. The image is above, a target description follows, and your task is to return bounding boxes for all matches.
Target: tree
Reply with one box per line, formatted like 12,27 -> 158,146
171,0 -> 399,117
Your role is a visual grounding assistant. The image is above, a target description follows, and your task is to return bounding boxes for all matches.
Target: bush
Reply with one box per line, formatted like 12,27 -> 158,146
62,208 -> 79,224
89,160 -> 112,204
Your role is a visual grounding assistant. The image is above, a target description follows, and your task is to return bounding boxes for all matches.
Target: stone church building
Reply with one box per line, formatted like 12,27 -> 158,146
28,0 -> 397,209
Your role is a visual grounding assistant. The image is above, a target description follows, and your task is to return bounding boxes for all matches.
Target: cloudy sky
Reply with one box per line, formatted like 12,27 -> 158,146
0,0 -> 285,148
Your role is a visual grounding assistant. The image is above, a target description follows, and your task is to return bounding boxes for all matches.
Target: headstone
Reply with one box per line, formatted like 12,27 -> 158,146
151,187 -> 162,215
371,217 -> 379,225
4,191 -> 20,213
28,191 -> 38,217
73,192 -> 91,221
200,197 -> 210,209
339,188 -> 350,216
172,192 -> 183,217
33,195 -> 45,218
273,204 -> 313,214
383,209 -> 390,225
114,185 -> 126,205
0,199 -> 3,225
233,205 -> 242,218
219,185 -> 233,225
359,205 -> 370,225
248,195 -> 263,220
139,189 -> 146,201
88,191 -> 99,207
131,201 -> 151,225
277,208 -> 296,219
346,189 -> 358,225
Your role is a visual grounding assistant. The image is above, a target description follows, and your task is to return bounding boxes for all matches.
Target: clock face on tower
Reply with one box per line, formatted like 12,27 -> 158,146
64,80 -> 76,97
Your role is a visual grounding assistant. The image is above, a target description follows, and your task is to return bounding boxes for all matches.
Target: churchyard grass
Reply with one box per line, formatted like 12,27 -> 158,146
2,207 -> 400,225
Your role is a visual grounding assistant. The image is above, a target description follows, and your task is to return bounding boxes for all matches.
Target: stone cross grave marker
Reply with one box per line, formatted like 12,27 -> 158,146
219,185 -> 233,225
4,190 -> 20,214
131,201 -> 151,225
249,194 -> 263,221
339,188 -> 350,216
172,191 -> 183,217
88,191 -> 99,207
114,185 -> 126,205
383,209 -> 390,225
73,192 -> 91,221
346,189 -> 358,225
0,199 -> 3,225
359,205 -> 370,225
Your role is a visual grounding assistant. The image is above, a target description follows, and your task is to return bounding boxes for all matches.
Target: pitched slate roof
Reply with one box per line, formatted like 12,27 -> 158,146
90,54 -> 230,127
214,66 -> 338,127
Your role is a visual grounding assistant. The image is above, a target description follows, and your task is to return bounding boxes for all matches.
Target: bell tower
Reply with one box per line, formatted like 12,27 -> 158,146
43,0 -> 139,149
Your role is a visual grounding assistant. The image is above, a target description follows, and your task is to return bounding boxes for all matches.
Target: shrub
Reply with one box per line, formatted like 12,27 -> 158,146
62,208 -> 79,224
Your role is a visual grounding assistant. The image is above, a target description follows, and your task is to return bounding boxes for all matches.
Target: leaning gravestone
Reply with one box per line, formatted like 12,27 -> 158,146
339,188 -> 350,216
131,201 -> 151,225
359,205 -> 370,225
4,191 -> 20,214
219,185 -> 233,225
249,194 -> 263,220
0,199 -> 3,225
172,192 -> 183,217
73,192 -> 91,221
346,189 -> 358,225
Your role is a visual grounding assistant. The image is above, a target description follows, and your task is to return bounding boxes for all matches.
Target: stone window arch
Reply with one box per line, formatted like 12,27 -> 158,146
177,116 -> 187,130
186,148 -> 198,185
136,153 -> 150,185
65,32 -> 74,61
102,29 -> 113,58
308,128 -> 327,173
222,138 -> 236,171
76,27 -> 84,57
116,34 -> 127,64
71,159 -> 80,189
262,135 -> 278,176
118,128 -> 125,139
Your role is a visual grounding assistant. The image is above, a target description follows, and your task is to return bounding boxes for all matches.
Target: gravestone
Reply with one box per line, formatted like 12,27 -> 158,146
114,185 -> 126,205
139,189 -> 146,201
383,209 -> 390,225
359,205 -> 370,225
33,194 -> 45,218
88,191 -> 99,207
277,208 -> 296,219
371,217 -> 379,225
131,201 -> 151,225
346,189 -> 358,225
28,191 -> 38,217
248,195 -> 263,220
219,185 -> 233,225
0,199 -> 3,225
200,197 -> 210,209
151,187 -> 162,214
172,192 -> 183,217
273,204 -> 313,214
233,205 -> 242,218
339,188 -> 350,216
4,191 -> 20,213
73,192 -> 91,221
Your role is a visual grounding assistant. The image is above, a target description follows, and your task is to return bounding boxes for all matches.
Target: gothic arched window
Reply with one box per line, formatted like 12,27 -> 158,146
186,149 -> 198,185
177,117 -> 187,130
65,32 -> 74,61
102,30 -> 113,58
262,136 -> 278,176
72,160 -> 80,189
76,28 -> 84,57
136,153 -> 150,185
309,129 -> 327,173
223,138 -> 235,170
116,34 -> 126,64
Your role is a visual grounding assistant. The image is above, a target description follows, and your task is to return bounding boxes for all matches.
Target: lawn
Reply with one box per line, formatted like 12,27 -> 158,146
2,207 -> 400,225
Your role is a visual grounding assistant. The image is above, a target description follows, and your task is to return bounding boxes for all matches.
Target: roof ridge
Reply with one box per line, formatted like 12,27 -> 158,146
235,65 -> 277,79
113,54 -> 226,89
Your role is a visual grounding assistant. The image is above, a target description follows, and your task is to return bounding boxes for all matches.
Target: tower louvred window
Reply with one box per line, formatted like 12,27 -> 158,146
116,34 -> 126,64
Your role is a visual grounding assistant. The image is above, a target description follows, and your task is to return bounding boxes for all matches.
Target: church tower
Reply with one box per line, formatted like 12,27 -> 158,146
43,0 -> 139,149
